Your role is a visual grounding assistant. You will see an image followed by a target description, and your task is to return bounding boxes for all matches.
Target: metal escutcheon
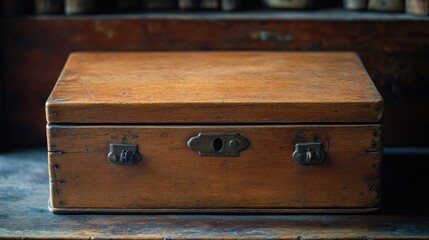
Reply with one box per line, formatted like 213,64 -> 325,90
107,143 -> 141,165
292,142 -> 325,165
187,133 -> 249,156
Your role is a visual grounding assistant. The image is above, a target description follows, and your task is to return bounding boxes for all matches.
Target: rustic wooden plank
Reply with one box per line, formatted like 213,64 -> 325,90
46,52 -> 382,124
1,149 -> 429,239
1,15 -> 429,147
46,124 -> 381,210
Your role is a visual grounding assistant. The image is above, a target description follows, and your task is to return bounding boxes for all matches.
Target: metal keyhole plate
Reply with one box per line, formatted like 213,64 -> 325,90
187,133 -> 249,156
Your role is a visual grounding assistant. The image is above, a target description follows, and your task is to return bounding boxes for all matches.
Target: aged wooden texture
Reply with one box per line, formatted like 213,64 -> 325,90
46,52 -> 382,124
47,124 -> 381,210
2,14 -> 429,147
2,149 -> 429,239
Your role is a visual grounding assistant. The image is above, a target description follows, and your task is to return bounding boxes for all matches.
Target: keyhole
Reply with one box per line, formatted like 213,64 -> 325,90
305,148 -> 313,163
213,138 -> 224,152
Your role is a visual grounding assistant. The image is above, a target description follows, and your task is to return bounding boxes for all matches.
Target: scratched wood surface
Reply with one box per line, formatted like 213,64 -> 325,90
46,52 -> 383,124
1,149 -> 429,239
47,124 -> 381,211
2,14 -> 429,147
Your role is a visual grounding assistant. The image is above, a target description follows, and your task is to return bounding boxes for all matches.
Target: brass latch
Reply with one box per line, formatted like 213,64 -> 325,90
107,143 -> 141,165
292,142 -> 325,165
187,133 -> 249,156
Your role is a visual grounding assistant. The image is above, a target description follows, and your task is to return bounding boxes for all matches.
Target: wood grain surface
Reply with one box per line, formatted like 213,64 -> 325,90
3,149 -> 429,239
47,124 -> 382,211
46,52 -> 383,124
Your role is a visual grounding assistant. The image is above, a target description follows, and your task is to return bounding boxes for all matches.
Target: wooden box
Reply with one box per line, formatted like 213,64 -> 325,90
46,52 -> 383,213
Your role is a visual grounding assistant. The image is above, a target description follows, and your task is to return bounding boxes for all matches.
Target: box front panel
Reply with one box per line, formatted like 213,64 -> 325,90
47,125 -> 381,211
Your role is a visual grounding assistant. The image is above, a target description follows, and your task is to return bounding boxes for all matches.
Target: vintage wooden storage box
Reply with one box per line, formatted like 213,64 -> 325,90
46,52 -> 383,213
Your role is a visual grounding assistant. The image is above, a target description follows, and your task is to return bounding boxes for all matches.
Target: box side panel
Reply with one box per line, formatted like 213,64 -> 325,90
47,124 -> 382,210
46,101 -> 383,124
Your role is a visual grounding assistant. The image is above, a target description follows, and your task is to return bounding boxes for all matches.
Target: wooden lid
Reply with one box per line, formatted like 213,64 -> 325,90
46,52 -> 383,124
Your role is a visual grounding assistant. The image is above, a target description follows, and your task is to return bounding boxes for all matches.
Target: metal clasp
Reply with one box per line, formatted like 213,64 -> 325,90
187,133 -> 249,156
292,142 -> 325,165
107,143 -> 141,165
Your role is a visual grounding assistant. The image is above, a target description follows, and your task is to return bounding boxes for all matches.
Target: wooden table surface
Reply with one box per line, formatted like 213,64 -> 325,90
1,149 -> 429,239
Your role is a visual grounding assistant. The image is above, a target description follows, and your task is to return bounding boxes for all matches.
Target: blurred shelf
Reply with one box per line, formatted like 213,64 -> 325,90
4,8 -> 429,21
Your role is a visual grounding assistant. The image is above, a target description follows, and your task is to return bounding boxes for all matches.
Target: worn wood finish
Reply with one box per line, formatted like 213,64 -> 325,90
2,14 -> 429,147
47,124 -> 381,211
2,149 -> 429,239
46,52 -> 382,124
45,52 -> 383,212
